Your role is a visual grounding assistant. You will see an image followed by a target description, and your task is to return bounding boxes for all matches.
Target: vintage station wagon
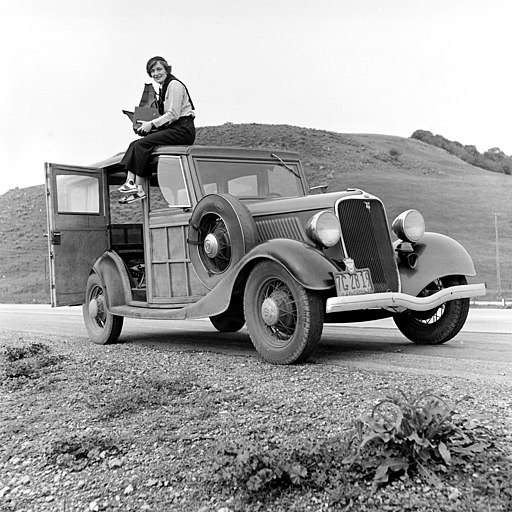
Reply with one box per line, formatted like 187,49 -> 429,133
45,145 -> 485,364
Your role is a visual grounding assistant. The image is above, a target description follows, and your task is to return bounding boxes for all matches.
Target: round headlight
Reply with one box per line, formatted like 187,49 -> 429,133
306,211 -> 341,247
392,209 -> 425,243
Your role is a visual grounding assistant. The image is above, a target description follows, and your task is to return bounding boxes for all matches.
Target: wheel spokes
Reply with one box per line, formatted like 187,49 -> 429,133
200,215 -> 232,273
261,279 -> 297,340
91,286 -> 106,328
415,278 -> 446,324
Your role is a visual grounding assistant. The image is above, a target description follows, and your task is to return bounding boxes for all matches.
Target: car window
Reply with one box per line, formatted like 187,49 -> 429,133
151,156 -> 191,210
227,175 -> 257,196
194,159 -> 305,199
56,174 -> 100,214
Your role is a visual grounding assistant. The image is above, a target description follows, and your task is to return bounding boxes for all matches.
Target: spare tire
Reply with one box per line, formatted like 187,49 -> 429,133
188,193 -> 257,289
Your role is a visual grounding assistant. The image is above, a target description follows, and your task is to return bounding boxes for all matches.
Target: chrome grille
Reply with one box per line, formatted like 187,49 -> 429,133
337,198 -> 399,293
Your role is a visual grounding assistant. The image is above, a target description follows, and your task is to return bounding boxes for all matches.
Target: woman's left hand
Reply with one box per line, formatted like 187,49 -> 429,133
136,121 -> 153,135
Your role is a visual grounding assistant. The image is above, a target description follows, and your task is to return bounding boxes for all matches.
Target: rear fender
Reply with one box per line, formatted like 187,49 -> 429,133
91,251 -> 132,308
396,232 -> 476,296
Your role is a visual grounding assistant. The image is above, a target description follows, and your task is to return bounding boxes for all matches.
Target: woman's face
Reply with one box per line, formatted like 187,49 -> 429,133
150,62 -> 168,85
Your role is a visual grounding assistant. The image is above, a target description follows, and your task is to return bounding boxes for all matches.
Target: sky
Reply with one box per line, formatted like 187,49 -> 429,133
0,0 -> 510,195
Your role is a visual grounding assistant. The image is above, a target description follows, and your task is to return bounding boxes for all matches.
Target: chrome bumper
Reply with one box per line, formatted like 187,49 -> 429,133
325,283 -> 486,314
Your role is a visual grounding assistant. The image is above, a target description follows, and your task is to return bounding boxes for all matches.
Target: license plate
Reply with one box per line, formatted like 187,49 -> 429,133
334,268 -> 374,296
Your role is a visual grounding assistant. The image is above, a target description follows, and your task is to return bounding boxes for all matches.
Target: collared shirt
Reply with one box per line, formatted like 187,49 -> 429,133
153,80 -> 195,128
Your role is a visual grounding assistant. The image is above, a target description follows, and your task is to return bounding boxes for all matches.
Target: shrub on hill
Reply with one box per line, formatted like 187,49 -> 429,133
411,130 -> 512,175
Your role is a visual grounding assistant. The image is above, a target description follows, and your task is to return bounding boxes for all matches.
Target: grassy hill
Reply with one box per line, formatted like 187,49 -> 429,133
0,123 -> 510,304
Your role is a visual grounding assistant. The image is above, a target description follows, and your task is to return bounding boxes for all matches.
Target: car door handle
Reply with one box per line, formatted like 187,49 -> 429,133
51,231 -> 61,245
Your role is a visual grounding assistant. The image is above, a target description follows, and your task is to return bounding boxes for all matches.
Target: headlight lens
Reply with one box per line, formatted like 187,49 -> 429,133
392,209 -> 425,242
306,211 -> 341,247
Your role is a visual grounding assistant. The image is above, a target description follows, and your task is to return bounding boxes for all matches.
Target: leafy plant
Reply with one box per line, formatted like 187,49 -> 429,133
349,389 -> 489,487
45,432 -> 123,471
3,342 -> 50,362
389,148 -> 401,160
87,374 -> 192,419
2,342 -> 64,380
208,435 -> 353,504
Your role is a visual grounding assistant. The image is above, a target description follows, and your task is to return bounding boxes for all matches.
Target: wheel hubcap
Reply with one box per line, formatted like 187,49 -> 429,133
204,233 -> 219,258
88,287 -> 106,328
261,297 -> 280,326
88,297 -> 99,318
261,288 -> 294,328
198,214 -> 231,273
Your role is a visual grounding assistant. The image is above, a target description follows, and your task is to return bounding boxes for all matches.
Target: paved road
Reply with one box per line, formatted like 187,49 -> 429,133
1,304 -> 510,383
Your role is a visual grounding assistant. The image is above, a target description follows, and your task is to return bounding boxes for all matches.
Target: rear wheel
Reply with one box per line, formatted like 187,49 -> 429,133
210,314 -> 245,333
210,302 -> 245,332
244,261 -> 324,364
393,275 -> 470,345
83,273 -> 124,345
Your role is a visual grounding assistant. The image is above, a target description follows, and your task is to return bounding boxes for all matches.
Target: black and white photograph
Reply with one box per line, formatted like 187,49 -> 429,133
1,1 -> 511,511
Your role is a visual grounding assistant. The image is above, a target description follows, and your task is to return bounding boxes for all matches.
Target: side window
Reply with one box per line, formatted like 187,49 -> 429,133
153,156 -> 191,210
203,182 -> 218,195
56,174 -> 100,214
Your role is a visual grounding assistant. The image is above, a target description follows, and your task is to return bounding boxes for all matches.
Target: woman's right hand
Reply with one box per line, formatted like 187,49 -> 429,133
136,120 -> 153,135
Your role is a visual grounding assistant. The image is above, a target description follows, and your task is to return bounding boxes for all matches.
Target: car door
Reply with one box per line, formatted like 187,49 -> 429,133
45,163 -> 108,306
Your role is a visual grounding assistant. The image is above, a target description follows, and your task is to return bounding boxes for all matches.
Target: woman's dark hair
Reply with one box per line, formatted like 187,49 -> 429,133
146,56 -> 172,76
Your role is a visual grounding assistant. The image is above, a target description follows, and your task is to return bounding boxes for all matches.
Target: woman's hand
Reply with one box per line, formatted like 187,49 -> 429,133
136,120 -> 153,135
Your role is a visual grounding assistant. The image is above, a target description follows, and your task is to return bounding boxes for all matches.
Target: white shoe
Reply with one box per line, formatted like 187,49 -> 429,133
119,190 -> 146,204
118,180 -> 137,194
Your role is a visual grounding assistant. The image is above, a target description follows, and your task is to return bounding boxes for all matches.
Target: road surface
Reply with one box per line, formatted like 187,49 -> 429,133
0,304 -> 510,383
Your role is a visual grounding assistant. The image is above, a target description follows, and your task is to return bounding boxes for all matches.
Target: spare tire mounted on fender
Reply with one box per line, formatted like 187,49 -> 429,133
188,193 -> 257,289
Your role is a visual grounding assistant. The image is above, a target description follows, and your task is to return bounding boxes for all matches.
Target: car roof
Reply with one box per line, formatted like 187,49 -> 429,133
92,145 -> 301,169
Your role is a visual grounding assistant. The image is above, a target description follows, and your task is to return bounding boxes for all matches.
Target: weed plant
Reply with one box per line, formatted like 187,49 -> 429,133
349,389 -> 490,487
45,432 -> 124,471
3,342 -> 50,362
207,389 -> 506,508
1,342 -> 64,382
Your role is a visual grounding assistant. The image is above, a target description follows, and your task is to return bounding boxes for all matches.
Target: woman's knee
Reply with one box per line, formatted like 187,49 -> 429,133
130,137 -> 153,151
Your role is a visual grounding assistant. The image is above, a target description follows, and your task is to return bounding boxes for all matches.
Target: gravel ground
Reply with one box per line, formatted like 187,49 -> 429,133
1,329 -> 511,512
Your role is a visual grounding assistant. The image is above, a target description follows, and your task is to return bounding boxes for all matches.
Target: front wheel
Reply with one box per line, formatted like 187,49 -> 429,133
244,261 -> 324,364
83,273 -> 124,345
393,275 -> 470,345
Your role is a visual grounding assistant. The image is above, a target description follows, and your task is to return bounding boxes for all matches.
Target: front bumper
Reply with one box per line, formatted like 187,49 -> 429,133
325,283 -> 486,314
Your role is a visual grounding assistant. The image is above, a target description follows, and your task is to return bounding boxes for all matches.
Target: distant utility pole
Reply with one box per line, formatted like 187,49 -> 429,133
494,212 -> 501,297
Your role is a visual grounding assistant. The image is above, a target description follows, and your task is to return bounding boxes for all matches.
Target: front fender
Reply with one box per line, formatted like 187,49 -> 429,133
92,251 -> 132,308
183,239 -> 338,318
242,239 -> 338,290
395,232 -> 477,297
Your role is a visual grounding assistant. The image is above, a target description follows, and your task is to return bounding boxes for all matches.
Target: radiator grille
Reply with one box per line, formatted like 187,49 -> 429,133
337,198 -> 399,293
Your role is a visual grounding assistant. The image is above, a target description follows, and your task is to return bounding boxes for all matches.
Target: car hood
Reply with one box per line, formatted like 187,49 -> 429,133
244,189 -> 374,217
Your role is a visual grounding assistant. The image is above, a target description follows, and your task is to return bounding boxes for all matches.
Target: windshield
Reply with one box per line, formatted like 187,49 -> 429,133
194,158 -> 306,200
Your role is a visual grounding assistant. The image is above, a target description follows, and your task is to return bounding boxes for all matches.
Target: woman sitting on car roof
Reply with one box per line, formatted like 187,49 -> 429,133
118,56 -> 196,204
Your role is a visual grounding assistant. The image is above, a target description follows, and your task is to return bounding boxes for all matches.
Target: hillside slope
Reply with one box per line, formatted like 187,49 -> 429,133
0,123 -> 510,303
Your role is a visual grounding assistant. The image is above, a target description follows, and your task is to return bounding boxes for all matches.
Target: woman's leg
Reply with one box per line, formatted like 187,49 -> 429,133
118,133 -> 165,193
120,117 -> 195,178
118,118 -> 195,202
